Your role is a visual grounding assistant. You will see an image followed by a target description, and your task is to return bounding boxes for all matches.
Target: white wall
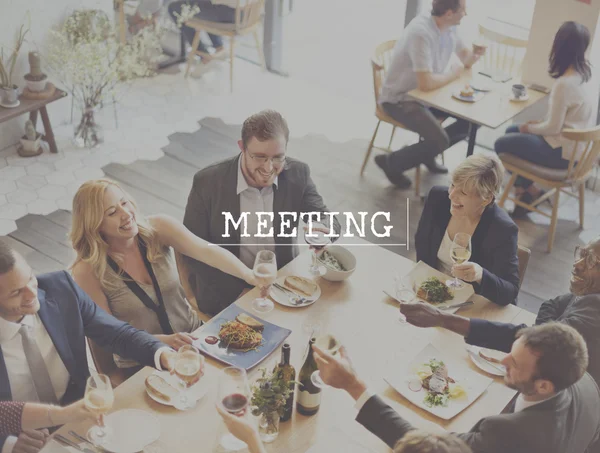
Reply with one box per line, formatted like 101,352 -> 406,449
0,0 -> 112,150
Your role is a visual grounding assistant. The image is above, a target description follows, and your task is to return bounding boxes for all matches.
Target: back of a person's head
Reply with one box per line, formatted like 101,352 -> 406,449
0,240 -> 16,277
549,21 -> 591,82
517,322 -> 588,392
394,431 -> 472,453
431,0 -> 461,17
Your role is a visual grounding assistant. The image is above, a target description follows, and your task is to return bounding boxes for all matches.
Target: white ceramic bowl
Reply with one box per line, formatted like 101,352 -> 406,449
318,245 -> 356,282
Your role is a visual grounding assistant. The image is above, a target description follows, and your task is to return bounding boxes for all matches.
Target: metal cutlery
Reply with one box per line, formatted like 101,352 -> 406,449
54,434 -> 96,453
273,283 -> 309,305
438,301 -> 474,311
68,431 -> 99,452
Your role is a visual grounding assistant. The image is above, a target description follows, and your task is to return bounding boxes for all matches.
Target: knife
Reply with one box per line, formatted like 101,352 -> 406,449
438,301 -> 474,311
54,434 -> 96,453
68,431 -> 99,452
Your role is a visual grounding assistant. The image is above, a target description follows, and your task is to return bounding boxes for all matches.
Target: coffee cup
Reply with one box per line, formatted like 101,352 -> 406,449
512,84 -> 527,99
472,41 -> 487,55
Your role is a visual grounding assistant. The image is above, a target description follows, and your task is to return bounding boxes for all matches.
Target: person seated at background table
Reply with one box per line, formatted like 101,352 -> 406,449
70,179 -> 256,368
415,155 -> 520,305
494,21 -> 594,218
0,400 -> 96,437
216,405 -> 472,453
128,0 -> 164,35
401,236 -> 600,385
183,109 -> 341,316
313,323 -> 600,453
374,0 -> 485,189
0,240 -> 174,453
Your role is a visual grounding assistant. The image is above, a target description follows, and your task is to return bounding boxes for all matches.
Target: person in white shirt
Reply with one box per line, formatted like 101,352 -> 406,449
312,323 -> 600,453
375,0 -> 485,189
494,21 -> 594,218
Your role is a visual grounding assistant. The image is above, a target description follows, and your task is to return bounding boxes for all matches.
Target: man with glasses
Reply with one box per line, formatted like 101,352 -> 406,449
183,110 -> 340,315
398,236 -> 600,384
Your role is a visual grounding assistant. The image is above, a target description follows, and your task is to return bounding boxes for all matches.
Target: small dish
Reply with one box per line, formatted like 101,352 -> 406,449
270,275 -> 321,308
145,370 -> 209,408
509,93 -> 530,102
452,91 -> 485,103
466,345 -> 506,376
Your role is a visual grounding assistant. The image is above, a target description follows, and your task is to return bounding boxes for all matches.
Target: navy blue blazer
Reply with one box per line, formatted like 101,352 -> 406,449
0,271 -> 164,448
415,186 -> 520,306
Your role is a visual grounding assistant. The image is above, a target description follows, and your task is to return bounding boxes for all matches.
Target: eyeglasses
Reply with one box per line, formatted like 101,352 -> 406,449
574,246 -> 600,269
247,152 -> 286,166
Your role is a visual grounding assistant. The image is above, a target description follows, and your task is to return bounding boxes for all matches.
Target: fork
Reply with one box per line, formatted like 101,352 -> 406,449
438,301 -> 474,311
273,283 -> 308,305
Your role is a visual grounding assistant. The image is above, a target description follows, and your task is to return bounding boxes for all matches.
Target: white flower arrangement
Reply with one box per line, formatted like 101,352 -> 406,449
172,2 -> 201,28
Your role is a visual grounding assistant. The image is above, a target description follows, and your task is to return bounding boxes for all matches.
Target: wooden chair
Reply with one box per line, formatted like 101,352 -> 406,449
87,339 -> 134,388
517,244 -> 531,291
175,251 -> 211,323
498,126 -> 600,252
184,0 -> 266,92
478,24 -> 528,78
362,40 -> 443,197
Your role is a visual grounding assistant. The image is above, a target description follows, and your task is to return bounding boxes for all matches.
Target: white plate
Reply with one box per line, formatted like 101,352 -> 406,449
269,275 -> 321,308
509,93 -> 529,102
93,409 -> 160,453
385,344 -> 493,420
466,345 -> 506,376
452,90 -> 484,103
145,370 -> 209,408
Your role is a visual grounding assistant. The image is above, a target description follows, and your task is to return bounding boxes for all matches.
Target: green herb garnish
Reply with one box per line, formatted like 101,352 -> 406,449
419,277 -> 454,304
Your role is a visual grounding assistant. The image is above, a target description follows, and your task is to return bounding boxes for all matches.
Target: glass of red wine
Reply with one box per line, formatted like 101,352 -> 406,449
217,367 -> 251,451
303,221 -> 330,278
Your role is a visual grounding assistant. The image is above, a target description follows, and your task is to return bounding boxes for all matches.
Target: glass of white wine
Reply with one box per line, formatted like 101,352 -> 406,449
311,334 -> 341,388
85,374 -> 114,447
173,345 -> 204,410
252,250 -> 277,314
394,275 -> 416,323
447,232 -> 472,290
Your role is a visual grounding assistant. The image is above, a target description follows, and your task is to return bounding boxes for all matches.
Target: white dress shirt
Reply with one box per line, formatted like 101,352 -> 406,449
513,393 -> 557,412
237,158 -> 277,268
0,314 -> 70,453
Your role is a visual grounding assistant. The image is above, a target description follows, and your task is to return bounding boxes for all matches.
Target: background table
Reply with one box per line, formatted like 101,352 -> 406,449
408,69 -> 547,156
49,239 -> 536,452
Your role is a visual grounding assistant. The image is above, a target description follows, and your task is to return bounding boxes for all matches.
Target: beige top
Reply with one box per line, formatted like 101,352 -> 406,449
436,229 -> 454,276
103,246 -> 200,367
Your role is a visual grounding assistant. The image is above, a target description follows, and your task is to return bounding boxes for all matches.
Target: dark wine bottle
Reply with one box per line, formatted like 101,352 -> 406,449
296,338 -> 321,416
274,343 -> 295,422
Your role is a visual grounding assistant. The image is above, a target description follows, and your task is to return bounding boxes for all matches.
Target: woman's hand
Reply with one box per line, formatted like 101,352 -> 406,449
216,405 -> 266,453
156,333 -> 197,350
518,123 -> 529,134
452,262 -> 483,284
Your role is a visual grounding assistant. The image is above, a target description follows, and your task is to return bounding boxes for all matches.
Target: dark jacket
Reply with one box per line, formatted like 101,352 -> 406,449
415,186 -> 520,305
183,154 -> 340,316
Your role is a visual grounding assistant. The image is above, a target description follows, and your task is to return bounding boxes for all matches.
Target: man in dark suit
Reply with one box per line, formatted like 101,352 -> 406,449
0,241 -> 174,453
313,323 -> 600,453
183,110 -> 341,316
401,236 -> 600,385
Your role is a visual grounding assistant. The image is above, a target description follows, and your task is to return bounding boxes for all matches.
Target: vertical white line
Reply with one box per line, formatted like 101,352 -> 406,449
406,197 -> 410,251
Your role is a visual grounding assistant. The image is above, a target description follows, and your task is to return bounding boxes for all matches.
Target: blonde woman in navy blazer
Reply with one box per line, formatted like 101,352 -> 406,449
415,155 -> 520,305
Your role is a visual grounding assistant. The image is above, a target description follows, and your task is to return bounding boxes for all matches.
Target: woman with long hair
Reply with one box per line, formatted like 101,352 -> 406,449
70,179 -> 256,367
494,21 -> 594,217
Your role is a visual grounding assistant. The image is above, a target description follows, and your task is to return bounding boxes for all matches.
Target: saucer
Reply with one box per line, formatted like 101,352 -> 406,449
0,99 -> 20,108
509,93 -> 529,102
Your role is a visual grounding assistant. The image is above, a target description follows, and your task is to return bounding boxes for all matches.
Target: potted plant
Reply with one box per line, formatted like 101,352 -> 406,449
250,368 -> 296,443
19,120 -> 42,157
46,9 -> 161,148
0,23 -> 29,107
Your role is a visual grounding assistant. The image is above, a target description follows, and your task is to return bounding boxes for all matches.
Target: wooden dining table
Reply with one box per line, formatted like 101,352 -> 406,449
48,239 -> 536,452
407,68 -> 548,157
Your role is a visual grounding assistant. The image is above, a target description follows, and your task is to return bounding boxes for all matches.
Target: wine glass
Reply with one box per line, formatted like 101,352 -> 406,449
85,374 -> 114,447
447,232 -> 472,290
173,345 -> 204,410
303,221 -> 330,278
217,367 -> 251,451
311,334 -> 341,388
251,250 -> 277,314
394,275 -> 416,323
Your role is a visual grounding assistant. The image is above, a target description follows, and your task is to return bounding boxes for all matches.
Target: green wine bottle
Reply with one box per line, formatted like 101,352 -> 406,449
274,343 -> 295,422
296,338 -> 321,416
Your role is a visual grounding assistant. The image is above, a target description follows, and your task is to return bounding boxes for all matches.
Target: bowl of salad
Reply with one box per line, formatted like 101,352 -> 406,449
317,245 -> 356,282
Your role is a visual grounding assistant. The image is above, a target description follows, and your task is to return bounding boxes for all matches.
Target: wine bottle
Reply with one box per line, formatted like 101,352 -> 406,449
296,338 -> 321,416
274,343 -> 295,422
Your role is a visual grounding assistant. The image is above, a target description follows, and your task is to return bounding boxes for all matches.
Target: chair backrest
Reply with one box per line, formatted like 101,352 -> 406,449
517,244 -> 531,290
87,338 -> 130,388
478,24 -> 528,77
371,40 -> 397,108
235,0 -> 264,30
563,125 -> 600,183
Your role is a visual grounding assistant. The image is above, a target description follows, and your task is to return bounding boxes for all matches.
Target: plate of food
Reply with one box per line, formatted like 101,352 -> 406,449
403,261 -> 475,313
385,344 -> 493,420
145,370 -> 210,408
452,84 -> 485,103
466,345 -> 507,377
269,275 -> 321,308
192,304 -> 291,370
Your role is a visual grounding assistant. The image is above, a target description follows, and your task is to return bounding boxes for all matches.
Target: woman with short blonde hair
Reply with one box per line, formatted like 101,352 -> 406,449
415,154 -> 520,306
70,179 -> 256,368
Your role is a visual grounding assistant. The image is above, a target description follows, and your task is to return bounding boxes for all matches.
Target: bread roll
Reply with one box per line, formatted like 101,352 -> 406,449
284,276 -> 318,297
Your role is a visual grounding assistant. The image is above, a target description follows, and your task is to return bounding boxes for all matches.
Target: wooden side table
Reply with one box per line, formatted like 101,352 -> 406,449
0,88 -> 67,154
